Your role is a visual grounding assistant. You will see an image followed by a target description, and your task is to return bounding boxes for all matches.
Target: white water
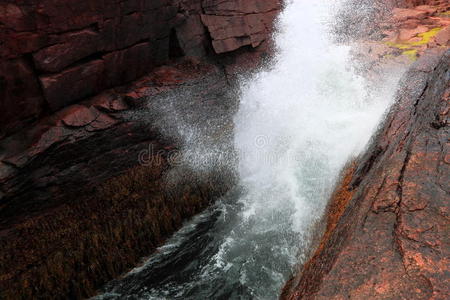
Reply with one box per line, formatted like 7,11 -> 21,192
230,0 -> 402,294
96,1 -> 405,299
235,0 -> 398,235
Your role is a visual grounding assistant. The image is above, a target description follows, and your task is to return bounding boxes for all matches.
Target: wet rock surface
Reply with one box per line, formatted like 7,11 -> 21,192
336,0 -> 448,74
282,49 -> 449,300
0,0 -> 280,138
0,58 -> 239,300
0,1 -> 280,299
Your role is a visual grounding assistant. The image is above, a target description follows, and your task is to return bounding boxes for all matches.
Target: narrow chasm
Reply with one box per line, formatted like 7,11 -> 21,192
1,0 -> 448,299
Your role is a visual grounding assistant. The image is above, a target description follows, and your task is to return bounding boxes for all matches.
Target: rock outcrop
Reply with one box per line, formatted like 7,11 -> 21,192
380,2 -> 450,60
0,0 -> 281,138
0,57 -> 235,300
282,49 -> 449,300
0,1 -> 280,299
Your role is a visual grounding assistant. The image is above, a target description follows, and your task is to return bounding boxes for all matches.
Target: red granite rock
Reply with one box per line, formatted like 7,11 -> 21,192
60,105 -> 99,127
91,92 -> 129,112
435,26 -> 450,46
0,57 -> 239,299
103,42 -> 162,87
40,60 -> 105,111
201,3 -> 279,54
393,7 -> 429,21
33,29 -> 100,73
0,3 -> 36,31
0,0 -> 280,138
0,58 -> 45,137
282,49 -> 450,300
202,0 -> 281,15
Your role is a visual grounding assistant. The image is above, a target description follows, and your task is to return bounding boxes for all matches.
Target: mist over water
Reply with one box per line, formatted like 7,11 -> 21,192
96,1 -> 405,299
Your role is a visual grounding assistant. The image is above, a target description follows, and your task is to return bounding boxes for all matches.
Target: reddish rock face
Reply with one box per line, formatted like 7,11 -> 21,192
32,29 -> 100,73
201,0 -> 280,53
282,49 -> 450,300
0,1 -> 281,298
0,0 -> 280,137
0,58 -> 237,300
0,59 -> 45,139
60,105 -> 100,127
40,59 -> 105,111
402,0 -> 449,8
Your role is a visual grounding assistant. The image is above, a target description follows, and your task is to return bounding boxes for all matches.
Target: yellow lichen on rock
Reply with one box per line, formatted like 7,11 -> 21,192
384,27 -> 442,60
402,49 -> 418,61
411,27 -> 442,46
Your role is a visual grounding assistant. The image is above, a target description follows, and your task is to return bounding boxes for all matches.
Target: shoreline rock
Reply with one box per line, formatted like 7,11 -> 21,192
0,0 -> 281,138
0,57 -> 240,299
0,1 -> 281,298
281,49 -> 449,300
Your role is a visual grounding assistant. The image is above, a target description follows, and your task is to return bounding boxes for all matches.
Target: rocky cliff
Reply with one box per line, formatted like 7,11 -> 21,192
0,1 -> 280,299
282,48 -> 449,300
0,0 -> 280,138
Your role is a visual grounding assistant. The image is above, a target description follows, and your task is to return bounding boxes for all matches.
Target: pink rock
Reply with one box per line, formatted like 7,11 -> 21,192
60,105 -> 99,127
399,25 -> 429,40
86,113 -> 118,132
435,26 -> 450,46
393,8 -> 428,22
415,5 -> 438,14
401,18 -> 422,29
91,92 -> 129,112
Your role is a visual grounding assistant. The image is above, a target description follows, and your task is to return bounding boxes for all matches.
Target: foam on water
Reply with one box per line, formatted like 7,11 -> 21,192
235,0 -> 377,235
95,1 -> 405,299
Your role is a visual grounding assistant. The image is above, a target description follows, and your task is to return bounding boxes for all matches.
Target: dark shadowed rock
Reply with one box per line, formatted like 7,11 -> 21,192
40,60 -> 105,111
0,0 -> 280,138
0,1 -> 281,298
60,105 -> 100,127
32,29 -> 100,73
0,58 -> 45,138
0,57 -> 241,300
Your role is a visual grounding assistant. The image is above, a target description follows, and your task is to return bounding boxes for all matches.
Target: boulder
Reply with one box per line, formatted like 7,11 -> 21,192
201,11 -> 277,53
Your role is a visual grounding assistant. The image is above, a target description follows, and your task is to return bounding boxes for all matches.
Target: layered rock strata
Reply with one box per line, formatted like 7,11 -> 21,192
0,0 -> 281,299
0,0 -> 281,138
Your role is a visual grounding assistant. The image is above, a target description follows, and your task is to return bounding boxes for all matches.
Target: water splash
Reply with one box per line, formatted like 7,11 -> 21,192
95,1 -> 405,299
223,0 -> 397,297
235,0 -> 379,236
